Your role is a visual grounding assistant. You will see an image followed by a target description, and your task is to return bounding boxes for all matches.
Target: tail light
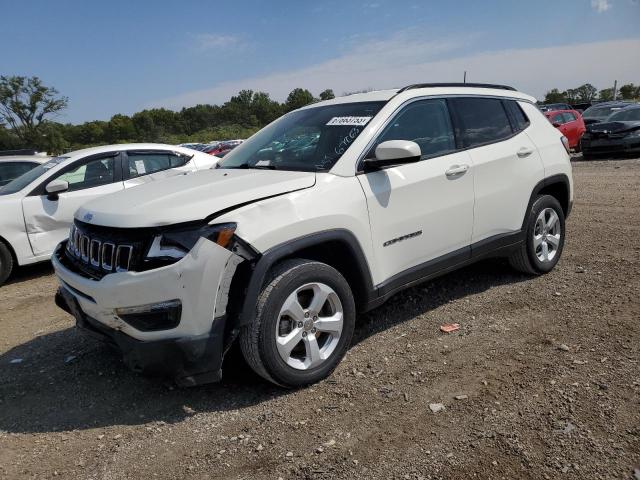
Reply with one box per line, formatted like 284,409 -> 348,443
560,136 -> 571,154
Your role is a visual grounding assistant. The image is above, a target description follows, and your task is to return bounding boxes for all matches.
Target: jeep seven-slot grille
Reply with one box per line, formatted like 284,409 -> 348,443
64,221 -> 150,278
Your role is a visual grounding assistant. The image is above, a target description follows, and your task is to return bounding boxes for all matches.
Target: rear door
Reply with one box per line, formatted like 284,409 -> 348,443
450,97 -> 545,244
562,112 -> 580,147
21,153 -> 125,256
358,98 -> 474,284
122,149 -> 195,188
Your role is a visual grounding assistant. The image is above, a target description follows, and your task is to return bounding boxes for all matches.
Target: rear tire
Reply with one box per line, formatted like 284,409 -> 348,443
240,259 -> 356,388
509,195 -> 565,275
0,241 -> 14,286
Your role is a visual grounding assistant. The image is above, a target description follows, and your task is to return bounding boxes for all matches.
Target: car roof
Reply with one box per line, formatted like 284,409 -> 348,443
299,85 -> 536,111
544,109 -> 580,116
0,155 -> 50,164
62,143 -> 198,161
588,101 -> 635,108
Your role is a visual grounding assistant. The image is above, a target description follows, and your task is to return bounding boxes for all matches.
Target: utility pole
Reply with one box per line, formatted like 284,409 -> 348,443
612,80 -> 618,101
463,71 -> 467,83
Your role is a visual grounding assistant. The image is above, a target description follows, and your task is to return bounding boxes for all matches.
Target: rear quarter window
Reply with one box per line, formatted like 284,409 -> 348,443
505,100 -> 530,131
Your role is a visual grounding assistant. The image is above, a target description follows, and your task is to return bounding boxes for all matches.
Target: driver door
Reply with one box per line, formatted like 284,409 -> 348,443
21,153 -> 124,257
357,98 -> 474,285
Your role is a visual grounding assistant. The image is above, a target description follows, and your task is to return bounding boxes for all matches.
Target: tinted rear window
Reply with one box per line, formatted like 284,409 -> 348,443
452,98 -> 513,148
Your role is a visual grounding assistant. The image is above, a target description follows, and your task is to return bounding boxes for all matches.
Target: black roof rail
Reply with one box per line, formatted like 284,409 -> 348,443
397,82 -> 517,93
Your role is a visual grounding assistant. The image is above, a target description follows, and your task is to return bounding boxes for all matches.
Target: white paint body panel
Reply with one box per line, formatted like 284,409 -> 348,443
78,169 -> 317,228
519,102 -> 574,201
52,238 -> 239,341
0,143 -> 216,266
357,150 -> 474,282
468,130 -> 545,243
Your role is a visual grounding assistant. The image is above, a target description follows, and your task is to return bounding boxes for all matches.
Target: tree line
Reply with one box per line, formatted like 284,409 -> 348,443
2,75 -> 639,155
0,75 -> 335,154
543,82 -> 639,104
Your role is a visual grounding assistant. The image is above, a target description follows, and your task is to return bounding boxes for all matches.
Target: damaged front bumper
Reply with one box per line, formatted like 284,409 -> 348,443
52,238 -> 244,386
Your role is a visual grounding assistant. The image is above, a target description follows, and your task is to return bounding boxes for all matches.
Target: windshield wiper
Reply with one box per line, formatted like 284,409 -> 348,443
220,163 -> 278,170
251,164 -> 278,170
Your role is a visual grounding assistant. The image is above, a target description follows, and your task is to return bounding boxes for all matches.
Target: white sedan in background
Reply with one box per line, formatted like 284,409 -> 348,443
0,143 -> 217,284
0,154 -> 51,187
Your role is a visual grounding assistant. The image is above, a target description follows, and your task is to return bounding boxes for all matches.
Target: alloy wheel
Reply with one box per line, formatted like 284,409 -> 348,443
275,282 -> 344,370
533,207 -> 562,263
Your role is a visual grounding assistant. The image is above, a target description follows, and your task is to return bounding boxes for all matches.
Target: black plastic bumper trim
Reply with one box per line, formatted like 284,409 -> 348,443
56,287 -> 225,387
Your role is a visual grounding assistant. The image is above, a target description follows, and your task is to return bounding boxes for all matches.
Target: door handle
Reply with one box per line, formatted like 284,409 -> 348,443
445,164 -> 469,178
517,147 -> 534,158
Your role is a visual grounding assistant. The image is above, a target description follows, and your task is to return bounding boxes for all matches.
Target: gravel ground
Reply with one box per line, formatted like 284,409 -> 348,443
1,158 -> 639,480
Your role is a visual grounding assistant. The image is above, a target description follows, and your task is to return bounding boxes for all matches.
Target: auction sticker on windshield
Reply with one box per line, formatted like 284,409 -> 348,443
326,116 -> 372,126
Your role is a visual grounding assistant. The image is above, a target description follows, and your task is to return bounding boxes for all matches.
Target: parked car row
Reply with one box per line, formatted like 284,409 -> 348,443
539,100 -> 639,157
0,144 -> 217,284
581,104 -> 640,158
180,139 -> 245,157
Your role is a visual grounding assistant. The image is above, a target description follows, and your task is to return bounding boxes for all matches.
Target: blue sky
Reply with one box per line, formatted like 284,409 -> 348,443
2,0 -> 639,123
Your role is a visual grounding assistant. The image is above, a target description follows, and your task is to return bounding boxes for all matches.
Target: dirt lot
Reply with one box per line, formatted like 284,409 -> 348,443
1,159 -> 639,480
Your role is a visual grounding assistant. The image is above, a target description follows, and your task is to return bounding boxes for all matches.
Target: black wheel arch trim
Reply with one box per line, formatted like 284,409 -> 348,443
235,229 -> 375,329
522,174 -> 572,229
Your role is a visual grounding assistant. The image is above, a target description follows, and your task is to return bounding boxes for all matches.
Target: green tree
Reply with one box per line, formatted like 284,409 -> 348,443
0,75 -> 68,147
574,83 -> 598,103
319,89 -> 335,101
544,88 -> 566,103
106,114 -> 136,143
285,88 -> 315,112
619,83 -> 639,100
564,88 -> 579,104
251,91 -> 282,125
599,88 -> 614,101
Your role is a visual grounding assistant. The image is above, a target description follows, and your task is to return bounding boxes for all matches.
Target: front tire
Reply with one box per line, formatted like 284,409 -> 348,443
0,241 -> 14,286
240,259 -> 356,388
509,195 -> 565,275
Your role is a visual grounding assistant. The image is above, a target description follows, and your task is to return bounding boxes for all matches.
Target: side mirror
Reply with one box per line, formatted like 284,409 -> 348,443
362,140 -> 421,171
45,179 -> 69,200
552,122 -> 561,128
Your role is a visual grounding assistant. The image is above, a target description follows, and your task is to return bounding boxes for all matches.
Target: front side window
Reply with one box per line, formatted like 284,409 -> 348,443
551,113 -> 565,125
452,98 -> 513,148
0,162 -> 38,186
372,98 -> 455,159
126,152 -> 188,178
56,157 -> 116,192
219,101 -> 385,171
564,112 -> 577,122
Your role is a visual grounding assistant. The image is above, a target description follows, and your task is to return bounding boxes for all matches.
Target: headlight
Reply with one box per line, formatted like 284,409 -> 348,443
626,129 -> 640,138
145,222 -> 236,261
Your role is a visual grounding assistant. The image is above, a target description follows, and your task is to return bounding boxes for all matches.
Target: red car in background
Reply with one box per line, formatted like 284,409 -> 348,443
545,109 -> 586,150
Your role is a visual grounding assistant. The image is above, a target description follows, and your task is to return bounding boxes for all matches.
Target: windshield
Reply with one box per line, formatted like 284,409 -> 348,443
0,156 -> 68,195
583,105 -> 627,120
219,101 -> 385,171
607,108 -> 640,122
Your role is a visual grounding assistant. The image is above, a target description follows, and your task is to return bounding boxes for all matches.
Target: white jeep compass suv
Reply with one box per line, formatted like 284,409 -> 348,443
53,83 -> 573,388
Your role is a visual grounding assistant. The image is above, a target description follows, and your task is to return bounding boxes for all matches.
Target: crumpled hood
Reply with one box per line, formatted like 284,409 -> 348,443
586,120 -> 640,134
76,168 -> 316,228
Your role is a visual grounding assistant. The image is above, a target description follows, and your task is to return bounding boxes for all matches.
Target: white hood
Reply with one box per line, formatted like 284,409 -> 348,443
76,169 -> 316,228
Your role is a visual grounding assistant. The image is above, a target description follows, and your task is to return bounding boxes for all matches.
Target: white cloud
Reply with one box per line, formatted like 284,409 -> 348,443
591,0 -> 612,12
191,33 -> 242,51
149,36 -> 640,109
